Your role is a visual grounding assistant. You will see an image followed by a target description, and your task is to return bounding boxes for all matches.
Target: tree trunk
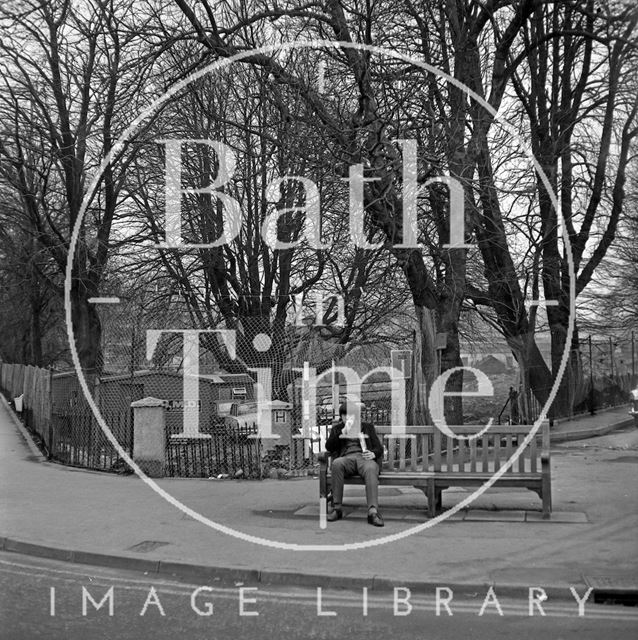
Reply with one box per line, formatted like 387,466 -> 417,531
29,297 -> 43,367
70,283 -> 103,377
548,313 -> 583,419
438,313 -> 464,426
506,333 -> 551,421
408,305 -> 437,425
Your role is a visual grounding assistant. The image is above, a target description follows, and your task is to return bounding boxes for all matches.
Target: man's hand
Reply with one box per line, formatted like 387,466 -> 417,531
362,450 -> 375,460
342,416 -> 355,435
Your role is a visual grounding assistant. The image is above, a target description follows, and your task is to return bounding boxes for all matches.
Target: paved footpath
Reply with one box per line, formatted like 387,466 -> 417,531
1,395 -> 636,599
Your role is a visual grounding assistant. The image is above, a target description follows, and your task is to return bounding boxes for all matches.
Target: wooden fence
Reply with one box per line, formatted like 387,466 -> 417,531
0,362 -> 132,471
0,362 -> 52,444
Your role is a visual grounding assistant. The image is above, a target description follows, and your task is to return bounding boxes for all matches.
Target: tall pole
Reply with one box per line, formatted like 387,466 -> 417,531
609,336 -> 614,378
632,330 -> 635,380
589,335 -> 595,415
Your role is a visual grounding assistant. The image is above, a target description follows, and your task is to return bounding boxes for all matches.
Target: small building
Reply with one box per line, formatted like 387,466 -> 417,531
98,369 -> 256,436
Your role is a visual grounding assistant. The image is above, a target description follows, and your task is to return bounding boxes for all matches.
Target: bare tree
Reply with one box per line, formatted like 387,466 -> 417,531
0,0 -> 167,375
112,57 -> 412,395
466,0 -> 638,416
0,188 -> 65,366
587,168 -> 638,334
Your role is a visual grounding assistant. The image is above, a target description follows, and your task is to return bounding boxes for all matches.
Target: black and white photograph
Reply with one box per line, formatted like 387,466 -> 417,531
0,1 -> 637,638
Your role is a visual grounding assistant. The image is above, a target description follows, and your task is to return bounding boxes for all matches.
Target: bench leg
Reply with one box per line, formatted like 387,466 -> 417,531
426,482 -> 441,517
532,487 -> 551,519
541,479 -> 552,519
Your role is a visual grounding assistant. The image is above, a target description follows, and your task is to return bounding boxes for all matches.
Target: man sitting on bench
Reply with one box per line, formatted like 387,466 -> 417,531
325,401 -> 385,526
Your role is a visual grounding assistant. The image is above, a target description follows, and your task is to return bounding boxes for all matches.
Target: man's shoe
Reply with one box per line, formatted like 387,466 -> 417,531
327,508 -> 343,522
367,511 -> 384,527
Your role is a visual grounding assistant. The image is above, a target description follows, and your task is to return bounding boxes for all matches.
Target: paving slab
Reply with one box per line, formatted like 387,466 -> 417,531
465,510 -> 526,522
525,511 -> 588,523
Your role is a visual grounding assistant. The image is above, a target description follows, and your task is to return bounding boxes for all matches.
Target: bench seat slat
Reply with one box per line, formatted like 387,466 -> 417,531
410,435 -> 417,472
518,435 -> 525,473
505,434 -> 512,473
470,438 -> 477,472
431,472 -> 543,481
422,434 -> 429,472
433,429 -> 441,471
458,438 -> 466,473
375,425 -> 540,435
482,434 -> 489,472
399,437 -> 406,471
326,473 -> 435,483
325,472 -> 542,483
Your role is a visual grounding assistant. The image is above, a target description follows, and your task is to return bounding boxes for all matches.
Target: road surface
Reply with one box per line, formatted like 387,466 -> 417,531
0,551 -> 636,639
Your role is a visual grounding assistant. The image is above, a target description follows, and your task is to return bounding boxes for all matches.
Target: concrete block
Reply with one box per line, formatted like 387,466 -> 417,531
132,397 -> 166,477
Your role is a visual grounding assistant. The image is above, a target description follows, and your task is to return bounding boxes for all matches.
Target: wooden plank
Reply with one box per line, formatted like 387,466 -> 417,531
387,424 -> 538,436
494,435 -> 501,471
410,435 -> 417,472
376,425 -> 435,435
377,425 -> 438,435
505,434 -> 513,473
433,429 -> 442,472
422,434 -> 429,472
337,473 -> 437,484
481,434 -> 489,472
458,438 -> 466,472
399,437 -> 406,471
446,436 -> 454,471
429,472 -> 543,481
530,435 -> 537,473
388,436 -> 396,470
469,438 -> 477,472
518,434 -> 525,473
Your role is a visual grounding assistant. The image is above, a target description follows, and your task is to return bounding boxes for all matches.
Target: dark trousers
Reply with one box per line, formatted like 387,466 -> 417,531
331,453 -> 379,510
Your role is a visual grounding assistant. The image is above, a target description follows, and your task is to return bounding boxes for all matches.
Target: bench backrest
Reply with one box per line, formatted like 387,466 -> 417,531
376,422 -> 549,474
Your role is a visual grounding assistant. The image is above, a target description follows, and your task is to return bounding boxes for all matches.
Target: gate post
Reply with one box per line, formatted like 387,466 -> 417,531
631,385 -> 638,428
131,397 -> 166,477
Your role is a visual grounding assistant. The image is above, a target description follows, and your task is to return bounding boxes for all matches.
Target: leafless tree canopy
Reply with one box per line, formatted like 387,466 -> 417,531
1,0 -> 636,420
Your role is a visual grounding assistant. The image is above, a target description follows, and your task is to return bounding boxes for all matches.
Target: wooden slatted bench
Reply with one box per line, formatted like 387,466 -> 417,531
319,421 -> 551,518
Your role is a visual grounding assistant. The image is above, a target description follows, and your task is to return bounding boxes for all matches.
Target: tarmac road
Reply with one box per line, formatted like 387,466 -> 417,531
1,551 -> 637,640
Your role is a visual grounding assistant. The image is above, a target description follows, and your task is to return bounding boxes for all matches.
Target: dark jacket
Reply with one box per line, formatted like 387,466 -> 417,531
325,420 -> 384,470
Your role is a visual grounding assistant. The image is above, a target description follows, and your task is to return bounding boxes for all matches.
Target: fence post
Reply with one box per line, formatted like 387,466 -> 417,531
131,397 -> 166,477
609,336 -> 613,378
588,335 -> 595,415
